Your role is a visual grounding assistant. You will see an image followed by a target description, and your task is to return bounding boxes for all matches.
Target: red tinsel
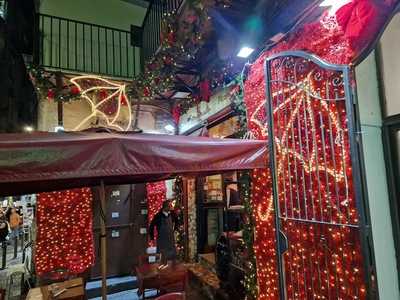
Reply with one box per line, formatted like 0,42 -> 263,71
35,188 -> 94,277
146,181 -> 167,247
242,0 -> 399,298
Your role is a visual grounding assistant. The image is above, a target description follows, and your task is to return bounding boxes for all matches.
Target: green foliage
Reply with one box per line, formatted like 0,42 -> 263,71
240,171 -> 259,299
173,176 -> 186,260
27,65 -> 81,102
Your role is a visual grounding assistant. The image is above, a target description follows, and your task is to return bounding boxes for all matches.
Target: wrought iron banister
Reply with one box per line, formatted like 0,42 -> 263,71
35,13 -> 141,79
141,0 -> 184,65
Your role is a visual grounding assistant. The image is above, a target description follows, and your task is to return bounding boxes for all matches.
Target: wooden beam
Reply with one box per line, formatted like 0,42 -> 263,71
55,72 -> 64,126
99,181 -> 107,300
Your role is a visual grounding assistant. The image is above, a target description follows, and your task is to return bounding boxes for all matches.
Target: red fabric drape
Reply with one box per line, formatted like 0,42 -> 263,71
147,181 -> 167,247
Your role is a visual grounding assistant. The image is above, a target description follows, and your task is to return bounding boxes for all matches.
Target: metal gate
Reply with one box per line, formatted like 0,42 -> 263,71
264,51 -> 374,299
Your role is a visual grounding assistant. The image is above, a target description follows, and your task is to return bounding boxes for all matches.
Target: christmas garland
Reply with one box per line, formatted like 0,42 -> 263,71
28,65 -> 81,102
130,0 -> 233,115
234,84 -> 258,299
130,1 -> 212,101
173,176 -> 185,260
240,171 -> 259,299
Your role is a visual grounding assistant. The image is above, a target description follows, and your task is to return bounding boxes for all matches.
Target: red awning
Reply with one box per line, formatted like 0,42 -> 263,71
0,131 -> 267,196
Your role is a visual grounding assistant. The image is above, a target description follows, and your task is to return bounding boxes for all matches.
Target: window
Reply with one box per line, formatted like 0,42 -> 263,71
0,1 -> 6,18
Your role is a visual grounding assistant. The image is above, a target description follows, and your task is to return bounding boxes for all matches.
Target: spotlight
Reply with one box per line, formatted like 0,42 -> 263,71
24,126 -> 34,132
54,126 -> 64,132
237,47 -> 255,58
164,124 -> 175,132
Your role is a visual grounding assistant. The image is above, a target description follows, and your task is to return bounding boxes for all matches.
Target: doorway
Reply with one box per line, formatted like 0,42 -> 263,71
91,184 -> 147,279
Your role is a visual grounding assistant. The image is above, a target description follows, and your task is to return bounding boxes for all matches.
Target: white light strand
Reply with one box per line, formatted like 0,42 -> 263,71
69,75 -> 132,131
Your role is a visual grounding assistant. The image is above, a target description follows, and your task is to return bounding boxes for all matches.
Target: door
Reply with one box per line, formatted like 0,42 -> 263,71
383,117 -> 400,289
196,176 -> 225,254
264,51 -> 375,299
91,184 -> 147,278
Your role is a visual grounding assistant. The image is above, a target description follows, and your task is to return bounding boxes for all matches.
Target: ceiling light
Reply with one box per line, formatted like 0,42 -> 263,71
165,124 -> 175,132
172,92 -> 191,99
24,126 -> 33,132
319,0 -> 351,15
54,126 -> 64,132
237,47 -> 254,58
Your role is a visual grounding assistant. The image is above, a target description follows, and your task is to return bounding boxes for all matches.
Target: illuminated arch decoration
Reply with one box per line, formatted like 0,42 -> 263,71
70,75 -> 132,131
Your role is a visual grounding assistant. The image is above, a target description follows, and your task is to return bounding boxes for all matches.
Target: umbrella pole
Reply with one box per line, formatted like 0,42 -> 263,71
100,180 -> 107,300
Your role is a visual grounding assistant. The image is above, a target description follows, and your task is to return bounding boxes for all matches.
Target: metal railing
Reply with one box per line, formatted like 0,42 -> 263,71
35,14 -> 141,79
141,0 -> 184,64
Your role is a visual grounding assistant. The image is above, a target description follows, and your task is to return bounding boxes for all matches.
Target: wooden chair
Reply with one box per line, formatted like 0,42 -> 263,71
135,253 -> 162,299
158,264 -> 188,295
155,292 -> 186,300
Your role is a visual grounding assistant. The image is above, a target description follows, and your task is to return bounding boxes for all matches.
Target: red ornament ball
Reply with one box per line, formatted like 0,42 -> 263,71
70,86 -> 81,95
120,94 -> 128,106
47,89 -> 55,100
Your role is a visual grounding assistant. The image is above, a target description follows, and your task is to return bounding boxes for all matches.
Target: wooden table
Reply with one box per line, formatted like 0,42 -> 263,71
26,278 -> 85,300
135,263 -> 188,299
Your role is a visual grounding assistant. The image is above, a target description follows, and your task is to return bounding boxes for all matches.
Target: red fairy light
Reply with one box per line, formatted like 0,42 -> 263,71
243,9 -> 369,298
36,188 -> 94,276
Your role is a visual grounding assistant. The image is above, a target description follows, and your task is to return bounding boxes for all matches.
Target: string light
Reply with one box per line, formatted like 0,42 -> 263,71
70,75 -> 132,131
244,54 -> 366,299
35,188 -> 94,277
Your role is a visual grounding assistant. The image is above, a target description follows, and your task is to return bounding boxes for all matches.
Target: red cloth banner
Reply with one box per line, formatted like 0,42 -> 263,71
147,181 -> 167,247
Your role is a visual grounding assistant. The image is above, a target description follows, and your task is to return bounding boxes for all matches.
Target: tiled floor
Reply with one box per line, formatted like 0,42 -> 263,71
0,245 -> 26,299
89,288 -> 207,300
86,276 -> 137,290
89,289 -> 157,300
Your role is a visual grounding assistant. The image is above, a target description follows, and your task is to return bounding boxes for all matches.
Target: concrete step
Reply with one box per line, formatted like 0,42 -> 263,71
86,276 -> 140,299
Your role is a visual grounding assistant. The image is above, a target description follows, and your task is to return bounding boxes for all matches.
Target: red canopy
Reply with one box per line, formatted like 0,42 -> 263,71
0,131 -> 267,196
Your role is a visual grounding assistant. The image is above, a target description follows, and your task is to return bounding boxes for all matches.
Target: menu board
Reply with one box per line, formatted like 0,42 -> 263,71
204,175 -> 223,202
